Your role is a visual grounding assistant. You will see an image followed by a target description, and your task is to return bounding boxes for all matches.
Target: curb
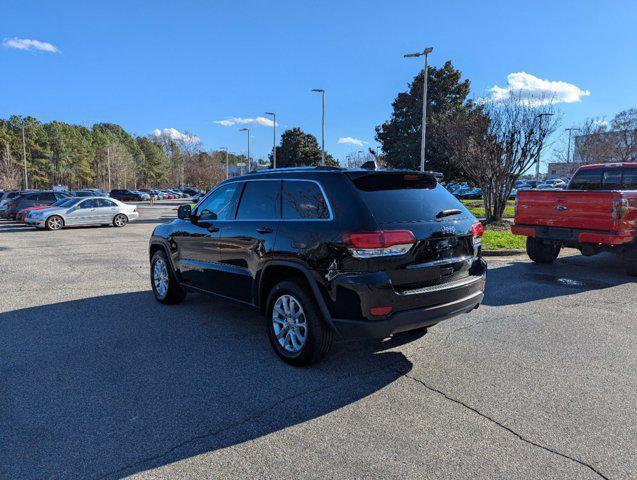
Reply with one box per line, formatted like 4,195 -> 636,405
482,249 -> 525,257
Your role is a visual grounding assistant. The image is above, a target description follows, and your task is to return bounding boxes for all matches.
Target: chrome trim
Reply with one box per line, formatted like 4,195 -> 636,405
193,178 -> 334,222
406,255 -> 474,269
398,274 -> 484,296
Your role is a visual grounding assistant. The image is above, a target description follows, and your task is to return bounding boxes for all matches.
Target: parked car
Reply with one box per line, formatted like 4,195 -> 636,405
456,187 -> 483,199
25,196 -> 139,230
2,191 -> 71,220
513,162 -> 637,275
0,190 -> 35,213
149,167 -> 487,365
110,189 -> 147,202
180,187 -> 199,196
17,197 -> 78,223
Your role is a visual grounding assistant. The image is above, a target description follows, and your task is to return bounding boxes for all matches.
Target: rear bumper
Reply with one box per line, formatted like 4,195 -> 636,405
332,288 -> 484,339
327,259 -> 487,339
512,224 -> 635,245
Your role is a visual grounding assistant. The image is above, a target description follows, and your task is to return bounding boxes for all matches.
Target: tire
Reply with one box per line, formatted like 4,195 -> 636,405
150,250 -> 187,304
266,280 -> 333,366
45,215 -> 64,231
623,246 -> 637,277
526,237 -> 560,264
113,214 -> 128,227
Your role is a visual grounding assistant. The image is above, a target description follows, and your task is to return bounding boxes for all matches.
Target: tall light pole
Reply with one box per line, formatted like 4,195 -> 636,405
239,127 -> 251,172
404,47 -> 433,172
106,145 -> 112,191
565,128 -> 580,163
357,150 -> 363,166
21,126 -> 28,189
311,89 -> 325,165
265,112 -> 277,168
220,147 -> 229,179
535,113 -> 554,180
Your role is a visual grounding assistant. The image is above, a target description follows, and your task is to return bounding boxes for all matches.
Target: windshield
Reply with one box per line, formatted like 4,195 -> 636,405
57,198 -> 83,207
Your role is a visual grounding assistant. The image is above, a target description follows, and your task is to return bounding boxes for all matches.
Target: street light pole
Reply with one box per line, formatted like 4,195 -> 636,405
239,128 -> 251,172
21,126 -> 28,189
404,47 -> 433,172
265,112 -> 276,168
220,147 -> 229,179
107,145 -> 112,191
312,89 -> 325,165
565,128 -> 580,163
535,113 -> 554,181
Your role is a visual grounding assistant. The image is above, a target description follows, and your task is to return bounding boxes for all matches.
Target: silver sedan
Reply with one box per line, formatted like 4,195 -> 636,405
25,197 -> 140,230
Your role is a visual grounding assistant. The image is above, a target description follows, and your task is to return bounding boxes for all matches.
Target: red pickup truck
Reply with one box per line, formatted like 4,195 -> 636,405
512,163 -> 637,275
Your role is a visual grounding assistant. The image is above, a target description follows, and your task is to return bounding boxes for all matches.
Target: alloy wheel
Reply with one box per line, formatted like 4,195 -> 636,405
272,294 -> 307,353
48,216 -> 63,230
153,258 -> 169,298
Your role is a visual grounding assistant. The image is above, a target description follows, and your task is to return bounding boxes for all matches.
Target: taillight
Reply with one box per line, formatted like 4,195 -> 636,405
342,230 -> 415,258
471,221 -> 484,251
611,199 -> 629,221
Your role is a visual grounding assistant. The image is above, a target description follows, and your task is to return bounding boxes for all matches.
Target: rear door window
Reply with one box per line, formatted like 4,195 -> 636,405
349,173 -> 469,224
282,181 -> 330,219
236,181 -> 281,220
569,169 -> 602,190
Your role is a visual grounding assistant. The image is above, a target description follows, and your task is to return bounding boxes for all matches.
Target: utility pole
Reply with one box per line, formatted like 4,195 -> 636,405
107,145 -> 112,191
265,112 -> 276,168
404,47 -> 433,171
535,113 -> 554,181
21,126 -> 28,189
311,89 -> 325,165
565,128 -> 580,163
239,128 -> 251,172
220,147 -> 229,179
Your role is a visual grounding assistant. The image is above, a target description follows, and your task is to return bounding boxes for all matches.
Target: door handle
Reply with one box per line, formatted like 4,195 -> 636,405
256,227 -> 273,234
207,225 -> 219,233
554,205 -> 568,211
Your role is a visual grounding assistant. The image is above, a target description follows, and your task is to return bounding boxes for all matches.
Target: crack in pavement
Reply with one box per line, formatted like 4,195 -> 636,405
392,367 -> 610,480
93,359 -> 406,480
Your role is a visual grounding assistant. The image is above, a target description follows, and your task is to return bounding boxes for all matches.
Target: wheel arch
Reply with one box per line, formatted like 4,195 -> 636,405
258,261 -> 333,329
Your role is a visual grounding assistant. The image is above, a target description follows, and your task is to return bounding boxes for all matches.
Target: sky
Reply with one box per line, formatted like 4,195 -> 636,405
1,0 -> 636,169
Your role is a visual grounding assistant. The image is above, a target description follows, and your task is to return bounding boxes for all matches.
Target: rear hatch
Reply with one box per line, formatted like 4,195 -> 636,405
516,190 -> 618,232
346,172 -> 481,292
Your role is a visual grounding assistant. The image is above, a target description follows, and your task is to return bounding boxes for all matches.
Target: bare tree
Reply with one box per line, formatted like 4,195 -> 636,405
445,98 -> 559,221
0,141 -> 20,189
609,108 -> 637,162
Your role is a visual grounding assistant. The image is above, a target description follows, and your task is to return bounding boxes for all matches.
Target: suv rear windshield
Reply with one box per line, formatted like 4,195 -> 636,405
350,173 -> 470,224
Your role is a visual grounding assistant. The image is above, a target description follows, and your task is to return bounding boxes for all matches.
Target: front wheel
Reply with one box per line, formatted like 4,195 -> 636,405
113,214 -> 128,227
266,280 -> 333,366
150,250 -> 186,304
526,237 -> 560,264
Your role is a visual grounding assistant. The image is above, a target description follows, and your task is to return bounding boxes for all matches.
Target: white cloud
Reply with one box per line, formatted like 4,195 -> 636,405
214,117 -> 278,127
484,72 -> 590,106
593,118 -> 609,128
2,37 -> 60,53
338,137 -> 367,147
151,128 -> 200,143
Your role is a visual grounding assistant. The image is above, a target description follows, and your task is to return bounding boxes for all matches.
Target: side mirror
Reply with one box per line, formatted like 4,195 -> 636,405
177,204 -> 192,220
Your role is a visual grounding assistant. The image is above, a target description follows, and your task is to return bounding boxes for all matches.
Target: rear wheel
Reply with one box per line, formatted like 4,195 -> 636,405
623,245 -> 637,276
150,250 -> 186,304
526,237 -> 560,264
266,280 -> 333,366
113,214 -> 128,227
45,215 -> 64,231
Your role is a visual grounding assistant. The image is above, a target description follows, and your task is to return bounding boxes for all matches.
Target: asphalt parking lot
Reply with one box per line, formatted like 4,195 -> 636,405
0,201 -> 635,480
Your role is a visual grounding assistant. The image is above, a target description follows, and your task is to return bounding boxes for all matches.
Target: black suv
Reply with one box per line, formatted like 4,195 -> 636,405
110,189 -> 144,202
149,167 -> 487,365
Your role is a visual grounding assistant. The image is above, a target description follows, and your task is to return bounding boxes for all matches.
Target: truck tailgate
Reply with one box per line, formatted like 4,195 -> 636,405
516,190 -> 618,232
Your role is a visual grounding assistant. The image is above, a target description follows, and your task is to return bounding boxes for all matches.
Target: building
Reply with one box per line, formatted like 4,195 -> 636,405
547,162 -> 587,179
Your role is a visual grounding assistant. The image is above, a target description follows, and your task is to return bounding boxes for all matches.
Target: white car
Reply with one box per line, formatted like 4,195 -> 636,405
25,196 -> 139,230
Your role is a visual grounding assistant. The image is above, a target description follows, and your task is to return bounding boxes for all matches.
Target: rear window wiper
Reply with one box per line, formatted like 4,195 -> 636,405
436,209 -> 462,218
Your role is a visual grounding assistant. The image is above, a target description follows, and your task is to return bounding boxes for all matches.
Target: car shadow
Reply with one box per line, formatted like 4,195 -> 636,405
0,291 -> 413,480
483,252 -> 634,307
